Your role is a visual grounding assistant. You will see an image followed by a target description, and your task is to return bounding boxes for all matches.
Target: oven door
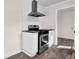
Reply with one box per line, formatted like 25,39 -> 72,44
40,34 -> 48,49
37,34 -> 48,54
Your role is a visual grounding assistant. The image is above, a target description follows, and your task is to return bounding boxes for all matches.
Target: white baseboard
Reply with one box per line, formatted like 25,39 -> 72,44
5,50 -> 21,59
22,49 -> 36,57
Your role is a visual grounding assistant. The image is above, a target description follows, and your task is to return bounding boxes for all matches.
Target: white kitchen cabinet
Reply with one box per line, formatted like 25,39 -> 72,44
48,30 -> 55,47
22,32 -> 38,57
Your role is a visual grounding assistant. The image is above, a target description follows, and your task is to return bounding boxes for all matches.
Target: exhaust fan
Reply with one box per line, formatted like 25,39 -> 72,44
28,0 -> 45,17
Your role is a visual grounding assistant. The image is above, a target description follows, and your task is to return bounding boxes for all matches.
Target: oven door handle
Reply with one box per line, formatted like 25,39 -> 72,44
40,34 -> 48,38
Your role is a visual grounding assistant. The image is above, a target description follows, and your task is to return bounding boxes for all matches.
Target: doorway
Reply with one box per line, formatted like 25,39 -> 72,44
57,7 -> 75,48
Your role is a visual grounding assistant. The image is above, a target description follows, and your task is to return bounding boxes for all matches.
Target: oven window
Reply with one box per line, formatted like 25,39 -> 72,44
41,41 -> 46,46
42,36 -> 48,42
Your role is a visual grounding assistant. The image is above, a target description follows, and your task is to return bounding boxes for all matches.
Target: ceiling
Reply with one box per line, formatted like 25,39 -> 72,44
58,7 -> 74,13
38,0 -> 68,7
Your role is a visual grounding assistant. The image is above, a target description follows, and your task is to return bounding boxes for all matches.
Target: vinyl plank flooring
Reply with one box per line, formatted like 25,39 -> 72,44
6,46 -> 75,59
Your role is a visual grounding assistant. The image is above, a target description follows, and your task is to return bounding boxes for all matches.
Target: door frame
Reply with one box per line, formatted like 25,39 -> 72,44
56,6 -> 75,45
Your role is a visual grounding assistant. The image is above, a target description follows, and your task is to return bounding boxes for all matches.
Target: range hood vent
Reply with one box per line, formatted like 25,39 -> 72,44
28,0 -> 45,17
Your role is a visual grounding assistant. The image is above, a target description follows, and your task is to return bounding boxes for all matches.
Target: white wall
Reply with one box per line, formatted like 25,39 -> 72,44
4,0 -> 22,58
45,0 -> 74,45
58,8 -> 74,39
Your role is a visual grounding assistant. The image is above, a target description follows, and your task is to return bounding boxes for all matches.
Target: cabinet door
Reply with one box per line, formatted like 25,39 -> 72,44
22,32 -> 38,56
48,31 -> 54,47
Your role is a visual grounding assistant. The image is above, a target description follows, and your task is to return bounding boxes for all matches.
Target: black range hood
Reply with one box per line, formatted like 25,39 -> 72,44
28,0 -> 45,17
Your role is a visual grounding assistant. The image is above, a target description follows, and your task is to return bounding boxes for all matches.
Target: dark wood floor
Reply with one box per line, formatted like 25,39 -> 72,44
6,45 -> 75,59
58,37 -> 74,46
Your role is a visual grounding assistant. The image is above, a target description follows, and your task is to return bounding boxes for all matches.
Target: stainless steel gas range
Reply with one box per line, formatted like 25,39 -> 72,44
28,25 -> 49,54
